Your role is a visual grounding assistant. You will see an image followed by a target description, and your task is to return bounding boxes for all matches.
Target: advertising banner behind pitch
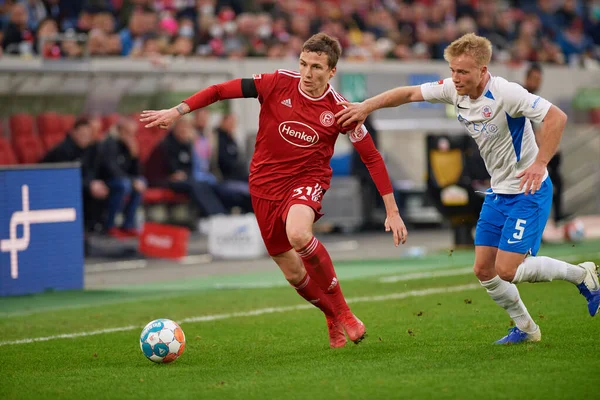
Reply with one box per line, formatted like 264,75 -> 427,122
0,164 -> 83,296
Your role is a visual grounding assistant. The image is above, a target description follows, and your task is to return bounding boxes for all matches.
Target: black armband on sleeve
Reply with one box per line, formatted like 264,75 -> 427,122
241,79 -> 258,98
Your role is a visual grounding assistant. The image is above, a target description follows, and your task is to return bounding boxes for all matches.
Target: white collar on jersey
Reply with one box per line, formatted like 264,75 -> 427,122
297,82 -> 332,101
470,72 -> 494,101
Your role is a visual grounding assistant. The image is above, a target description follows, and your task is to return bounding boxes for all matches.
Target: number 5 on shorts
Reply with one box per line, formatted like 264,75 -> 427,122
513,219 -> 526,240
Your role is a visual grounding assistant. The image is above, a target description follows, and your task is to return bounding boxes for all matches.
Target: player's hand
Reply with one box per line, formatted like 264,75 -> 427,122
140,108 -> 180,130
335,101 -> 369,128
516,160 -> 546,195
385,211 -> 408,246
133,178 -> 147,193
90,180 -> 109,199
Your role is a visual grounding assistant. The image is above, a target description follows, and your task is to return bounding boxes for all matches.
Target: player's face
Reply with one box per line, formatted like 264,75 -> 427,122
299,51 -> 336,97
449,54 -> 487,98
72,124 -> 92,148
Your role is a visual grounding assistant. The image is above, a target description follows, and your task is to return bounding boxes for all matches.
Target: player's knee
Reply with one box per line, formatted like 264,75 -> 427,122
495,263 -> 517,282
283,268 -> 306,286
473,263 -> 495,282
287,227 -> 312,250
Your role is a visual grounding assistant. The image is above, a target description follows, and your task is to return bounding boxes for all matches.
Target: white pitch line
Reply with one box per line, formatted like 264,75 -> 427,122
86,260 -> 147,273
0,283 -> 479,347
380,267 -> 474,283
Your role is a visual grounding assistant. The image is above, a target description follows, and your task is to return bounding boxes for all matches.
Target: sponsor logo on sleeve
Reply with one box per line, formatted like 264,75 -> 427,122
348,125 -> 367,143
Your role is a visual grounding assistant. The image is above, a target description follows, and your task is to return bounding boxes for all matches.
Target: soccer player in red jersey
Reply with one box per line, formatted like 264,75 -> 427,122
141,33 -> 408,348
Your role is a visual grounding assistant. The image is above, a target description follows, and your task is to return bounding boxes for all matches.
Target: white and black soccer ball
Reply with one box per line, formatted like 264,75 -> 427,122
140,318 -> 186,363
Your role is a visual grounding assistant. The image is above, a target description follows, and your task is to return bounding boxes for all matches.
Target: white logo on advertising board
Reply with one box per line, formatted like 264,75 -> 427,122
0,185 -> 76,279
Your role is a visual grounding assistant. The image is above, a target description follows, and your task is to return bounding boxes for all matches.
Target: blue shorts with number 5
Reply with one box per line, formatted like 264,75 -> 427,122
474,177 -> 553,256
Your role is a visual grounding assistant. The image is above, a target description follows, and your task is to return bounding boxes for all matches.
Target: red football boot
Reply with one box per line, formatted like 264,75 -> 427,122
339,313 -> 366,344
326,316 -> 347,348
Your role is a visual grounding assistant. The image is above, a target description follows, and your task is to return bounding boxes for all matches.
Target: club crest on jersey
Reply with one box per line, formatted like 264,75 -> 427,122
348,125 -> 367,143
279,121 -> 319,148
482,106 -> 493,118
320,111 -> 335,127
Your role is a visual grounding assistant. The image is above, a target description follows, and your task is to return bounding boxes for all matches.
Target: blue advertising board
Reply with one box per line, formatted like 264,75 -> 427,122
0,163 -> 84,296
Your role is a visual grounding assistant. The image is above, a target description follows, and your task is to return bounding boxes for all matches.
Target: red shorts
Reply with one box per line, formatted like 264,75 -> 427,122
252,183 -> 325,256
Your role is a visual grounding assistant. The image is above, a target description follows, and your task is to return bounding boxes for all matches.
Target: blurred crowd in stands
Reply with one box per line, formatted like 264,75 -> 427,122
1,0 -> 599,67
0,109 -> 252,244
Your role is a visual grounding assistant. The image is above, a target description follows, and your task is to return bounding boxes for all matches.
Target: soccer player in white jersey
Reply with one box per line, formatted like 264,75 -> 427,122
335,33 -> 600,344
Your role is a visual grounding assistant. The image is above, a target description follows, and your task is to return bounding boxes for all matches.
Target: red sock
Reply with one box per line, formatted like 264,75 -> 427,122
297,237 -> 350,316
292,272 -> 335,318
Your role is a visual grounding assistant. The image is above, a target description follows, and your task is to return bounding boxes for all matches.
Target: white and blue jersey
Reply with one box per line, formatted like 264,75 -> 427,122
421,74 -> 551,194
420,74 -> 554,254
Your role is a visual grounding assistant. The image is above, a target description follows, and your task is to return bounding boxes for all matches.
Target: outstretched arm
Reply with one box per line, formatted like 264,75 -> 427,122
352,132 -> 408,246
335,85 -> 424,128
140,78 -> 258,129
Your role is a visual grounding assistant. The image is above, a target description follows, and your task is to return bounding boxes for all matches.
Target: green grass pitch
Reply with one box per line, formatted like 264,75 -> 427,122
1,241 -> 599,400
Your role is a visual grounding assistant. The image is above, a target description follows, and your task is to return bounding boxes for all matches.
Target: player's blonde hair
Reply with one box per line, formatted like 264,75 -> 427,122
443,33 -> 492,67
302,33 -> 342,70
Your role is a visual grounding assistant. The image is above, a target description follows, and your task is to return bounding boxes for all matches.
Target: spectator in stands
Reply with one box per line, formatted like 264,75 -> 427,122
42,116 -> 109,249
212,113 -> 252,212
97,117 -> 146,238
34,17 -> 61,58
161,114 -> 228,216
213,113 -> 247,181
4,0 -> 600,66
118,7 -> 153,56
2,2 -> 34,55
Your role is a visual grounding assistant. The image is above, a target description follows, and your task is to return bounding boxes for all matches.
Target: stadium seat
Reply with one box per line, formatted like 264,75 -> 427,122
9,113 -> 35,137
61,113 -> 76,133
143,188 -> 189,205
102,113 -> 120,133
37,112 -> 68,150
0,137 -> 18,165
137,132 -> 160,164
12,135 -> 45,164
37,112 -> 63,136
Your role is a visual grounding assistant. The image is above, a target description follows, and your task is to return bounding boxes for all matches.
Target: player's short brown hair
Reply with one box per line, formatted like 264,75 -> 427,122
443,33 -> 492,67
302,33 -> 342,70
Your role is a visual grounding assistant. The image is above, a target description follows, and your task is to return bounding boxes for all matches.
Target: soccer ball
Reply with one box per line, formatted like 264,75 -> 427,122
140,318 -> 186,363
564,219 -> 586,242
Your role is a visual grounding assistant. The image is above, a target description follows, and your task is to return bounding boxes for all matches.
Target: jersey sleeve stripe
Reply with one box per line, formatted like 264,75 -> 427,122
330,90 -> 348,107
277,69 -> 301,78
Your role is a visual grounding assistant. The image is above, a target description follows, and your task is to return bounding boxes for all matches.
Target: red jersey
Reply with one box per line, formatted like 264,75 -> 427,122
249,69 -> 361,201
